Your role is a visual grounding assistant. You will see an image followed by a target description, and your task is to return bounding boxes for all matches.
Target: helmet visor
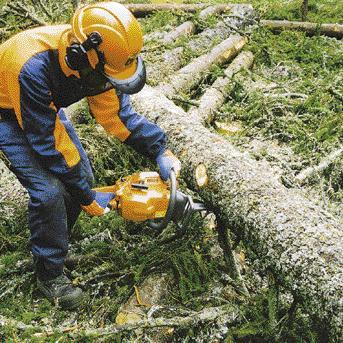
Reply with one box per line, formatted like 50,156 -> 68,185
102,55 -> 146,95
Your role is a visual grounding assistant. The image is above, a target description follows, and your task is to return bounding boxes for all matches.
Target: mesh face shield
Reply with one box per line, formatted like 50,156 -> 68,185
101,55 -> 146,95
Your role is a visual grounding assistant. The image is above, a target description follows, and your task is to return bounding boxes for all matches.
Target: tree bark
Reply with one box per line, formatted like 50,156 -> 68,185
261,20 -> 343,39
188,50 -> 254,124
130,85 -> 343,339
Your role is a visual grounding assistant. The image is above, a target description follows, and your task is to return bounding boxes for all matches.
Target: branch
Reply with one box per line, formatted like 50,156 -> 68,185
0,304 -> 241,337
7,3 -> 46,26
163,21 -> 195,44
34,0 -> 52,19
295,146 -> 343,185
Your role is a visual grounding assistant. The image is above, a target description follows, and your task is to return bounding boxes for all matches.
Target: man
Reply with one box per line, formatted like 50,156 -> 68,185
0,2 -> 180,309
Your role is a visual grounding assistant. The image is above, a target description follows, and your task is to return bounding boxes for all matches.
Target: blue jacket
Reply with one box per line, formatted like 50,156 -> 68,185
0,25 -> 166,204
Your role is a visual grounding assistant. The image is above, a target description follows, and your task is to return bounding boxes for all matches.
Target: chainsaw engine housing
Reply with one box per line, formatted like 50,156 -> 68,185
95,170 -> 206,231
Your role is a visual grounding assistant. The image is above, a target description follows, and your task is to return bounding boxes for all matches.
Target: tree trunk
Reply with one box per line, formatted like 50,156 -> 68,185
261,20 -> 343,39
158,35 -> 248,98
130,85 -> 343,339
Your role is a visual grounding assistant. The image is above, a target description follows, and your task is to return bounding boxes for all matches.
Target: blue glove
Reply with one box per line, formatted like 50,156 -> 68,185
81,191 -> 115,216
156,150 -> 181,181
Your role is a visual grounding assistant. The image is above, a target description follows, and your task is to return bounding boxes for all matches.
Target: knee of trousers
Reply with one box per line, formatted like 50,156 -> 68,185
28,177 -> 66,208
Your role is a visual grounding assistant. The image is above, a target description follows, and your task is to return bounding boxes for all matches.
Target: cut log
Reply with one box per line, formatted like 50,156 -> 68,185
260,20 -> 343,39
163,21 -> 196,45
198,5 -> 226,20
158,35 -> 248,98
131,85 -> 343,339
295,146 -> 343,185
188,50 -> 254,124
125,4 -> 233,18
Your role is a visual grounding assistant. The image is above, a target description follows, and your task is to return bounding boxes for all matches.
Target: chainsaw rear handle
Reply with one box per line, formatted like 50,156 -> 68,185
147,168 -> 177,232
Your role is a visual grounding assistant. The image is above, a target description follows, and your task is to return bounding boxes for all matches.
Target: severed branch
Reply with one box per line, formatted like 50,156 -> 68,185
6,3 -> 46,26
295,146 -> 343,185
216,219 -> 249,297
260,20 -> 343,39
198,5 -> 226,20
0,304 -> 241,337
34,0 -> 52,19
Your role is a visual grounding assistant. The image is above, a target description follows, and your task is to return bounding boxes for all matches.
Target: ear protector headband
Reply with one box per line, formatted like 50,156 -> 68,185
65,32 -> 104,71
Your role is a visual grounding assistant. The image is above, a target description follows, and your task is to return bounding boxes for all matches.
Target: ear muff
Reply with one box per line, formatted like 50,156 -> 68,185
65,32 -> 103,71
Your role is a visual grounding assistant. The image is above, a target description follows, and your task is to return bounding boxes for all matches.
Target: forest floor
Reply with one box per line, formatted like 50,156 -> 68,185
0,1 -> 342,342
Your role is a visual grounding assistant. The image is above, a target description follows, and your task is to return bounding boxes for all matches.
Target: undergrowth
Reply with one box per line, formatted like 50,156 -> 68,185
221,29 -> 342,162
217,28 -> 342,203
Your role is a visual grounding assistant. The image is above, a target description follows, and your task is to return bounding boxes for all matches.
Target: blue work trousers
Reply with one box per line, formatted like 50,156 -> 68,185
0,113 -> 93,280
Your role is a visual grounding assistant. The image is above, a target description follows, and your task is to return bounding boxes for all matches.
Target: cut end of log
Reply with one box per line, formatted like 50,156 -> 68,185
195,164 -> 208,187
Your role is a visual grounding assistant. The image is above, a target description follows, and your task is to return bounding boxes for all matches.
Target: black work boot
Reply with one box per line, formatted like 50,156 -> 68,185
37,274 -> 85,310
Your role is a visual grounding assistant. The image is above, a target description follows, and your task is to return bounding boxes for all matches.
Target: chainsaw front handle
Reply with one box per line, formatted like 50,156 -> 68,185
147,168 -> 177,232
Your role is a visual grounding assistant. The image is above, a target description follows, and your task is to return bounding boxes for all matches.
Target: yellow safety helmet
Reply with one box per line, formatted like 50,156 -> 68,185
66,1 -> 146,94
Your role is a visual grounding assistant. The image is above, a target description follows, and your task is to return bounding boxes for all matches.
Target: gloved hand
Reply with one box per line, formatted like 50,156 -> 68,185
81,191 -> 115,217
156,149 -> 181,181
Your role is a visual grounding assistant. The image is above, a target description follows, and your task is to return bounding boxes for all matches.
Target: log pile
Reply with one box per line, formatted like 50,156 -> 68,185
143,4 -> 256,85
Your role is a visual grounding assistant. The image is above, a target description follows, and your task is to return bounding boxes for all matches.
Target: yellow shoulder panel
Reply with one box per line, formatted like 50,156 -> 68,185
0,25 -> 71,124
87,89 -> 131,141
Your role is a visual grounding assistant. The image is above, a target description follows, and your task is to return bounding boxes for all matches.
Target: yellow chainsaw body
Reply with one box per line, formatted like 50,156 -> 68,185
94,172 -> 170,222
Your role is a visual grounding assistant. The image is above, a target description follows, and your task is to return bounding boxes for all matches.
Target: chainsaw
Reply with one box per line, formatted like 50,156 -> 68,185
95,169 -> 206,232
